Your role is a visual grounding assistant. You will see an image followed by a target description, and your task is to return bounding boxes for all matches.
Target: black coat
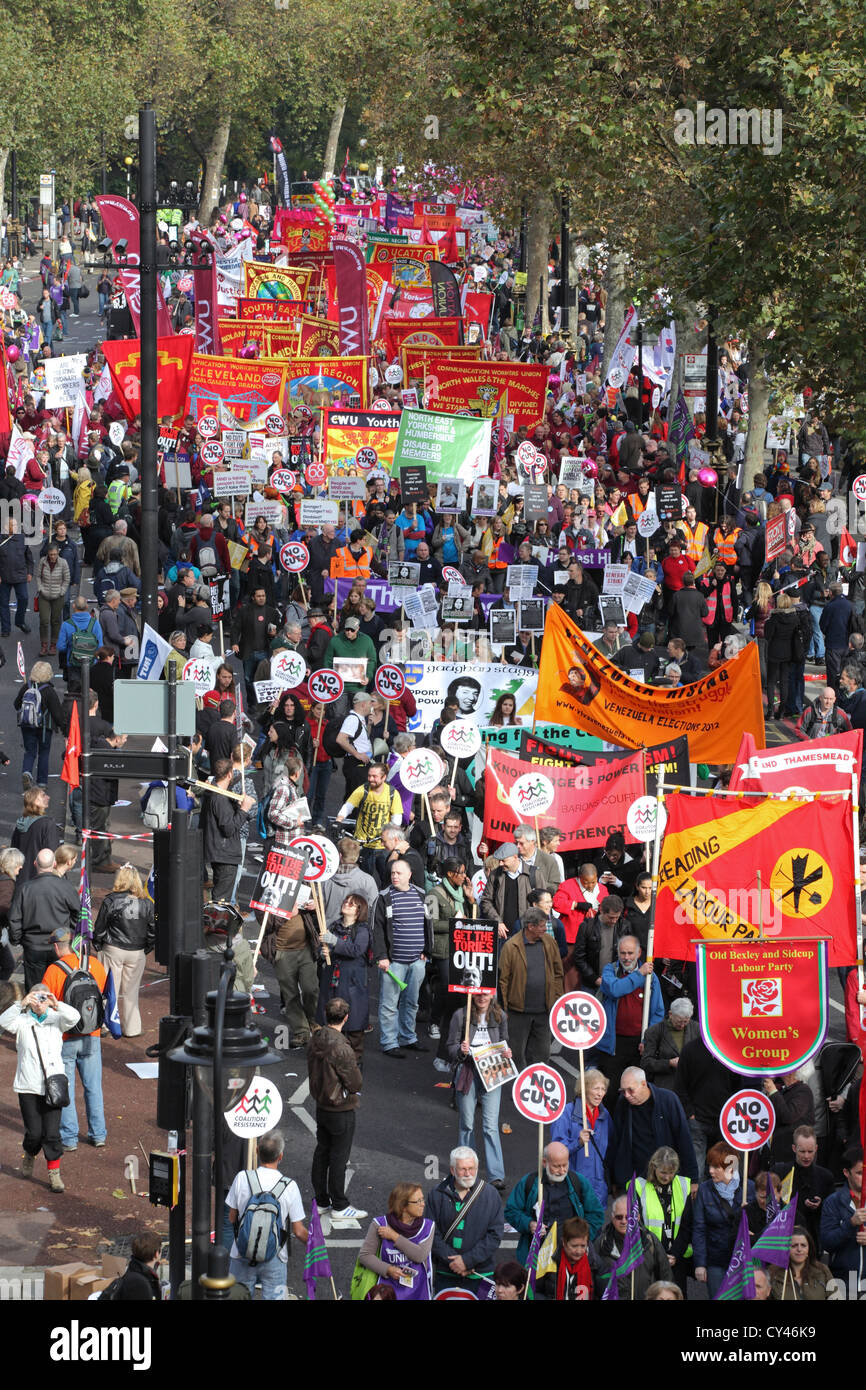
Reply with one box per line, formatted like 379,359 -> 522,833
201,785 -> 247,865
8,872 -> 81,951
316,918 -> 370,1032
0,533 -> 33,584
764,608 -> 800,662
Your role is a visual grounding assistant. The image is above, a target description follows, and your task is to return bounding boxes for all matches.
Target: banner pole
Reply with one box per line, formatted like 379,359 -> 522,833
757,869 -> 763,939
423,789 -> 435,835
251,910 -> 270,973
313,880 -> 331,966
579,1049 -> 589,1158
741,1151 -> 748,1208
641,764 -> 665,1040
852,771 -> 864,996
464,999 -> 472,1048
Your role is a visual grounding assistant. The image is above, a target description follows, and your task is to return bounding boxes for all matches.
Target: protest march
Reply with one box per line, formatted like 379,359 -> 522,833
0,0 -> 864,1354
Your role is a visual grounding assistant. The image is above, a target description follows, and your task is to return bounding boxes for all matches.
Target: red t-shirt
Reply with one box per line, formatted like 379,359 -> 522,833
615,978 -> 645,1036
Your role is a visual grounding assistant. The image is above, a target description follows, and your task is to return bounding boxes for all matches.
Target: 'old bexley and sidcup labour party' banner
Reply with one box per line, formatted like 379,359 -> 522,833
654,793 -> 857,967
422,361 -> 549,430
535,602 -> 765,765
483,745 -> 645,850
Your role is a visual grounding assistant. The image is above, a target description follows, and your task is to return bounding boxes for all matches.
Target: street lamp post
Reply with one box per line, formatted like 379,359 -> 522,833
138,105 -> 159,631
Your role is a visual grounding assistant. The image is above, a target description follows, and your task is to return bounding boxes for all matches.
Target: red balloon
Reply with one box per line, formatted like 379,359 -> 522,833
6,344 -> 20,364
581,458 -> 598,480
698,467 -> 718,488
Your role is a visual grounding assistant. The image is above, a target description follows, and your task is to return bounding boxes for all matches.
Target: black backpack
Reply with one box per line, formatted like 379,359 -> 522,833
323,711 -> 361,760
56,958 -> 105,1035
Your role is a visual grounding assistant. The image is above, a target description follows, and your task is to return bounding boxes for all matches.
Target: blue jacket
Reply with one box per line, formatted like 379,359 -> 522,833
549,1099 -> 611,1205
692,1178 -> 756,1269
597,962 -> 664,1055
609,1084 -> 699,1186
819,1185 -> 866,1279
819,595 -> 853,649
57,609 -> 104,661
505,1169 -> 604,1264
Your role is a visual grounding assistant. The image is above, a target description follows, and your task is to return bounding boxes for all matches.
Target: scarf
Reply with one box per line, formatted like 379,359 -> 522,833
387,1212 -> 424,1239
579,879 -> 601,909
556,1250 -> 592,1302
715,1172 -> 740,1202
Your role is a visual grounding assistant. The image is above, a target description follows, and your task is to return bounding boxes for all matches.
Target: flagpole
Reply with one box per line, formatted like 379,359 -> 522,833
852,771 -> 864,997
641,765 -> 664,1039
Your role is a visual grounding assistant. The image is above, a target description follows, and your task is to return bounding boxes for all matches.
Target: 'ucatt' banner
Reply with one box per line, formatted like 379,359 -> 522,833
654,793 -> 857,966
535,602 -> 765,764
483,745 -> 645,850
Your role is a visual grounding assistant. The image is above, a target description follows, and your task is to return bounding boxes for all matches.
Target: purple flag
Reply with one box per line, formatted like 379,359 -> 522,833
715,1211 -> 756,1300
765,1175 -> 780,1223
303,1200 -> 332,1298
525,1197 -> 546,1295
752,1195 -> 799,1269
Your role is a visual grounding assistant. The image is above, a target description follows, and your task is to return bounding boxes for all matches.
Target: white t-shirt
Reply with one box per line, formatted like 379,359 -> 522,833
340,711 -> 372,761
226,1168 -> 305,1264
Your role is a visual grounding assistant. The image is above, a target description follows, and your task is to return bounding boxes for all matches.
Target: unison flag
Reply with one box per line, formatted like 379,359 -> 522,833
303,1200 -> 332,1299
752,1196 -> 798,1268
668,381 -> 695,483
715,1211 -> 756,1300
654,792 -> 857,965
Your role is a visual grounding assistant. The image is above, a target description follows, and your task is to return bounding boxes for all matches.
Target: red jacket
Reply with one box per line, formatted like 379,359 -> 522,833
661,553 -> 695,592
387,687 -> 418,734
845,967 -> 866,1065
552,877 -> 609,945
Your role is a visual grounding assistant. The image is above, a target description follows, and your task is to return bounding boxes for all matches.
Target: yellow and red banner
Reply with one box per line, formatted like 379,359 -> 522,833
386,317 -> 464,362
101,335 -> 193,423
401,343 -> 482,384
185,354 -> 287,429
365,242 -> 439,286
535,603 -> 765,764
420,360 -> 549,428
237,297 -> 303,322
272,224 -> 332,257
283,355 -> 368,412
296,316 -> 340,356
728,729 -> 862,794
242,261 -> 312,301
323,407 -> 401,476
218,319 -> 299,360
655,793 -> 857,967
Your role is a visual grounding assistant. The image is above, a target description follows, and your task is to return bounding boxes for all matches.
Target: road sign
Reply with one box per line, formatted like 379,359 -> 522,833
223,1074 -> 284,1137
279,540 -> 309,572
288,834 -> 339,882
309,669 -> 343,704
719,1089 -> 776,1152
549,992 -> 605,1051
374,663 -> 406,701
510,771 -> 555,819
512,1063 -> 567,1124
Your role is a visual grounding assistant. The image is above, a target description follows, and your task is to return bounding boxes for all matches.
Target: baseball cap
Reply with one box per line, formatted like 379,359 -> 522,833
344,616 -> 361,630
493,842 -> 520,860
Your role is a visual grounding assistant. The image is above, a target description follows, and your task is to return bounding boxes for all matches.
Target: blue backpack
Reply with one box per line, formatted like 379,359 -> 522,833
18,682 -> 45,731
235,1172 -> 289,1265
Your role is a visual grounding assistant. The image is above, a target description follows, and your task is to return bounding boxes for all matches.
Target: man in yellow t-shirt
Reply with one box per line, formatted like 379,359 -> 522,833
336,763 -> 403,851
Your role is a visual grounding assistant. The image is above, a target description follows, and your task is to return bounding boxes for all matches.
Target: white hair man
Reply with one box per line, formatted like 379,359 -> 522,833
608,1065 -> 698,1189
425,1147 -> 504,1298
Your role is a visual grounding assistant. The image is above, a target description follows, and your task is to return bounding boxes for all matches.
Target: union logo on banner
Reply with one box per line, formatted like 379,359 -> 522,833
696,940 -> 828,1076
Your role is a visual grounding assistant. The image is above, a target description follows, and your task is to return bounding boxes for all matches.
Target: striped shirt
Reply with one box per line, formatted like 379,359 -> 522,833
388,887 -> 426,964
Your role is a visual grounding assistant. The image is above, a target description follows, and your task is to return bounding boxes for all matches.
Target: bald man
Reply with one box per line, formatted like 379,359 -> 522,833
504,1140 -> 605,1265
8,848 -> 80,988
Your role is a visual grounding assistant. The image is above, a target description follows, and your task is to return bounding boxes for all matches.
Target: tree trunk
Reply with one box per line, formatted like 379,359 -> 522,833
525,194 -> 554,335
198,115 -> 232,225
744,351 -> 771,479
0,149 -> 8,226
601,248 -> 628,378
322,98 -> 347,179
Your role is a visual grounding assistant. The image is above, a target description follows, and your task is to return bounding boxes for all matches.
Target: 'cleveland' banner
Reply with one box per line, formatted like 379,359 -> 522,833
729,729 -> 863,794
186,354 -> 287,428
535,603 -> 765,764
654,793 -> 857,966
696,940 -> 828,1075
484,745 -> 645,849
447,918 -> 499,994
101,336 -> 193,422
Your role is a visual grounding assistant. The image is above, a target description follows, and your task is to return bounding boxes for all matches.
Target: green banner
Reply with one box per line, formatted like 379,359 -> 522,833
365,232 -> 410,250
390,408 -> 492,485
481,724 -> 607,753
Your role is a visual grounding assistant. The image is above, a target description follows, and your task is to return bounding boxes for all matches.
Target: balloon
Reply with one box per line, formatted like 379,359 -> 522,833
239,341 -> 259,359
698,467 -> 718,488
582,458 -> 598,480
6,344 -> 20,363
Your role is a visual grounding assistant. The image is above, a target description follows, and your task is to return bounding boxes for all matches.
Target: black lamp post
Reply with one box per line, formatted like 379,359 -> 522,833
167,952 -> 281,1301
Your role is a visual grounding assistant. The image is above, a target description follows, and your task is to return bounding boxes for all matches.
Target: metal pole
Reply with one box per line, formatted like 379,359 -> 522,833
167,661 -> 177,820
212,953 -> 236,1243
560,194 -> 570,332
167,804 -> 188,1298
139,103 -> 159,631
636,320 -> 643,429
81,661 -> 91,878
704,306 -> 719,447
641,766 -> 665,1039
190,953 -> 213,1302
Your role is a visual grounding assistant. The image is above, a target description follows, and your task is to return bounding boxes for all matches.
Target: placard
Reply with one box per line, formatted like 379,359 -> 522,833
328,476 -> 367,501
599,595 -> 626,626
441,595 -> 474,624
549,991 -> 606,1050
254,680 -> 290,704
435,477 -> 466,512
249,846 -> 310,920
332,655 -> 369,687
439,718 -> 482,760
288,834 -> 339,882
719,1089 -> 776,1152
374,663 -> 406,701
399,465 -> 428,505
308,669 -> 344,704
471,1041 -> 518,1093
212,468 -> 253,497
517,598 -> 545,633
244,500 -> 283,526
299,498 -> 340,526
447,917 -> 499,994
279,541 -> 309,573
400,747 -> 446,795
182,656 -> 219,695
388,561 -> 421,587
472,478 -> 499,517
654,484 -> 682,523
511,1064 -> 567,1124
270,649 -> 307,688
44,354 -> 87,408
489,609 -> 516,647
523,482 -> 549,522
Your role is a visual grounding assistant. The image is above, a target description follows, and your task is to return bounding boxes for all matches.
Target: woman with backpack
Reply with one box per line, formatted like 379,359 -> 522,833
93,865 -> 154,1038
14,660 -> 67,790
316,893 -> 371,1061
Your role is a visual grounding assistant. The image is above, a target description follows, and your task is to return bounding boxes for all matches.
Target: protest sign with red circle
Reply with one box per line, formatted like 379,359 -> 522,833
265,412 -> 285,436
549,992 -> 605,1051
198,415 -> 220,439
182,656 -> 219,695
309,669 -> 344,704
719,1089 -> 776,1152
200,440 -> 225,468
441,565 -> 464,584
374,664 -> 406,701
433,1287 -> 477,1301
305,460 -> 327,487
288,834 -> 339,883
355,446 -> 379,469
512,1064 -> 567,1124
400,748 -> 445,795
372,397 -> 391,410
516,440 -> 537,467
271,469 -> 297,494
853,475 -> 866,502
279,540 -> 309,572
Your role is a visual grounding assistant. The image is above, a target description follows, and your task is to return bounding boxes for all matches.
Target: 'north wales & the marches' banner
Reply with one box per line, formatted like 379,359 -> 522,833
323,408 -> 401,475
483,745 -> 645,849
654,793 -> 857,966
696,940 -> 828,1075
535,602 -> 764,764
185,354 -> 287,429
243,261 -> 313,301
390,408 -> 491,486
420,361 -> 549,429
401,344 -> 483,384
728,729 -> 863,793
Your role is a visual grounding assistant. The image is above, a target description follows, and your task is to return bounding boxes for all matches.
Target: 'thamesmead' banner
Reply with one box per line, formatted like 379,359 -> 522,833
728,730 -> 862,794
403,662 -> 537,734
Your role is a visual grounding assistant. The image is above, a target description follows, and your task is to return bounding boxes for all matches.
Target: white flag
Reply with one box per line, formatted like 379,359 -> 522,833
136,623 -> 171,682
604,305 -> 638,389
94,362 -> 112,403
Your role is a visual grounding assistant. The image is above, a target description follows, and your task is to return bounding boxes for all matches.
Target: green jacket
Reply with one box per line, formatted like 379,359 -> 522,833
322,631 -> 376,691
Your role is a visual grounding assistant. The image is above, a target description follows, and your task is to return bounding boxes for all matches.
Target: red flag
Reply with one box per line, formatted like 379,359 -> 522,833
439,221 -> 460,265
61,701 -> 81,790
841,528 -> 858,568
101,335 -> 194,423
95,194 -> 173,337
729,729 -> 862,793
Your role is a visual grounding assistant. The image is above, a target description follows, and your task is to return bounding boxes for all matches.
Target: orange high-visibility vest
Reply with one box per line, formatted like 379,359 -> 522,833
488,538 -> 509,570
712,526 -> 740,567
677,520 -> 709,563
704,581 -> 734,625
330,545 -> 372,580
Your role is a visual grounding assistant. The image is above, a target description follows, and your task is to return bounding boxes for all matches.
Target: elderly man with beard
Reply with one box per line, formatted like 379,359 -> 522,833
505,1141 -> 604,1266
425,1147 -> 504,1298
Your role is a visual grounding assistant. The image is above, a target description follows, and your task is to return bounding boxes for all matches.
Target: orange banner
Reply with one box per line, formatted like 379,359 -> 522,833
419,360 -> 549,428
242,261 -> 312,301
535,603 -> 765,764
402,343 -> 483,382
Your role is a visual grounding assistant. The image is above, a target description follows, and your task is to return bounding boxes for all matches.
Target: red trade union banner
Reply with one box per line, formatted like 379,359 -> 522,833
386,317 -> 464,362
271,217 -> 332,256
518,730 -> 691,793
483,745 -> 645,850
463,290 -> 494,338
242,261 -> 313,301
323,407 -> 401,475
101,335 -> 193,423
728,729 -> 863,794
283,355 -> 368,412
333,237 -> 371,359
296,316 -> 340,356
654,792 -> 857,966
219,319 -> 299,360
535,602 -> 765,764
365,241 -> 440,284
185,354 -> 287,429
696,940 -> 828,1075
420,360 -> 549,429
237,297 -> 304,322
401,343 -> 483,382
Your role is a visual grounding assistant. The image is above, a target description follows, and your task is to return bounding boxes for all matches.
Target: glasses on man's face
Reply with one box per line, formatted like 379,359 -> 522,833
612,1212 -> 628,1222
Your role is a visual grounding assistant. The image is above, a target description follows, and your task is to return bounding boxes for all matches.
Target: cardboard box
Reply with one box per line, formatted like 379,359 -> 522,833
43,1262 -> 91,1301
101,1254 -> 128,1280
71,1271 -> 113,1300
